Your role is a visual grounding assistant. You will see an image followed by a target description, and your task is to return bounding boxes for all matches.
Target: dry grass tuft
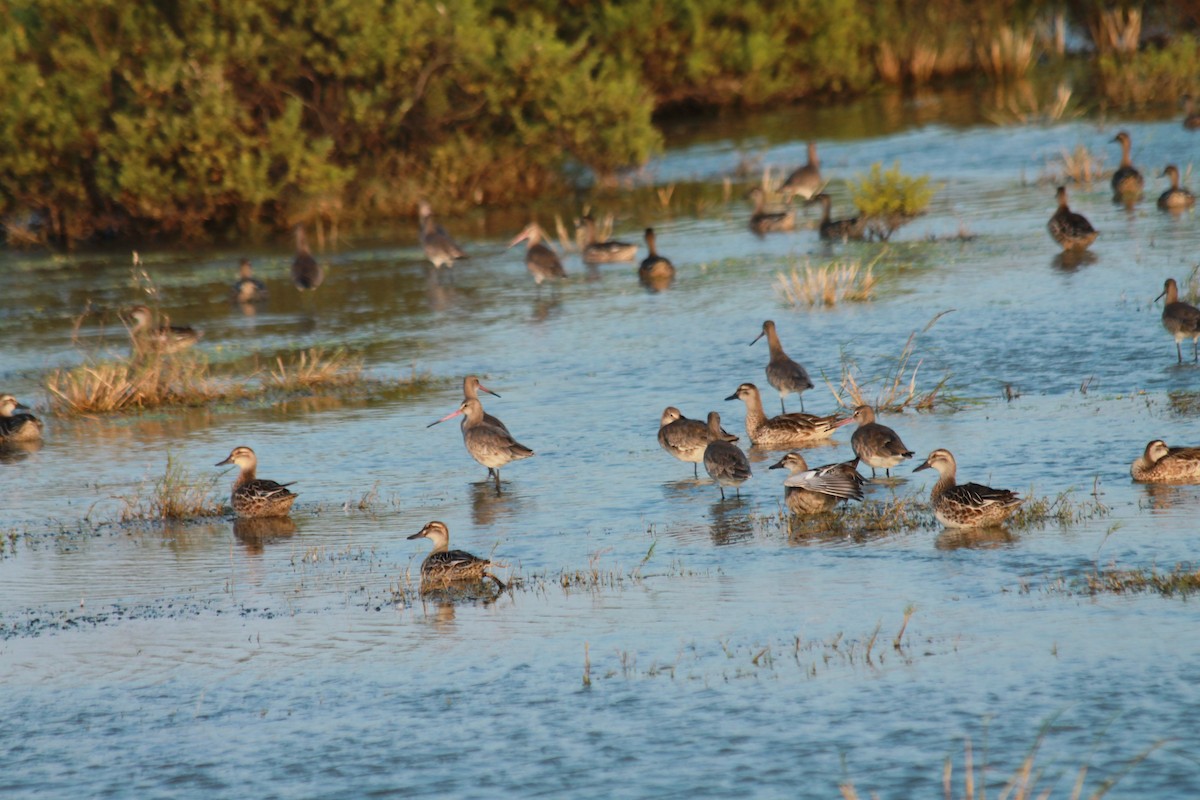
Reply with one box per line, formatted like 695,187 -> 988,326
267,347 -> 363,391
1084,564 -> 1200,597
777,257 -> 877,307
976,25 -> 1038,80
1010,486 -> 1109,528
118,453 -> 224,521
825,311 -> 953,413
987,82 -> 1076,126
46,355 -> 237,414
1042,144 -> 1105,186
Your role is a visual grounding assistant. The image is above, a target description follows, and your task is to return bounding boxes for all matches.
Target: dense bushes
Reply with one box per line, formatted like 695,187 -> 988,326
1,1 -> 1198,245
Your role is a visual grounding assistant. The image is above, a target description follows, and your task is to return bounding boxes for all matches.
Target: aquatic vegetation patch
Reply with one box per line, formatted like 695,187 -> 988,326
776,256 -> 876,308
826,311 -> 953,412
266,347 -> 364,391
45,347 -> 433,416
1070,564 -> 1200,598
1041,144 -> 1106,186
842,717 -> 1162,800
117,453 -> 224,521
848,162 -> 935,241
1009,485 -> 1109,528
1096,34 -> 1200,108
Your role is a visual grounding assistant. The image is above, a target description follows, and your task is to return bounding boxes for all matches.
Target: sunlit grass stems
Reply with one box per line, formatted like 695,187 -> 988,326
776,256 -> 876,308
848,162 -> 935,241
267,347 -> 363,391
118,453 -> 224,521
46,354 -> 238,414
1083,564 -> 1200,597
825,311 -> 952,413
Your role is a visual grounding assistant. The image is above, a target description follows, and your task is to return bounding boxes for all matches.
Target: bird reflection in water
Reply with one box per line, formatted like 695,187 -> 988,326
233,516 -> 298,555
1138,482 -> 1190,513
935,526 -> 1016,551
0,439 -> 43,464
469,480 -> 528,526
709,498 -> 754,546
1051,250 -> 1098,272
530,294 -> 562,323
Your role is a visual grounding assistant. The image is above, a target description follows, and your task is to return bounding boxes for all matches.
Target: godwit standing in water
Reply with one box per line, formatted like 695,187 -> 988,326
291,225 -> 324,290
658,407 -> 738,477
124,305 -> 203,355
750,320 -> 813,412
780,142 -> 823,203
1110,131 -> 1144,201
407,520 -> 506,589
849,405 -> 914,478
576,215 -> 637,263
215,446 -> 298,518
1130,440 -> 1200,483
1047,186 -> 1098,251
748,187 -> 795,234
769,451 -> 865,514
0,395 -> 43,443
462,375 -> 507,433
418,200 -> 469,272
702,411 -> 751,500
914,448 -> 1022,529
429,396 -> 534,492
232,259 -> 266,302
1155,278 -> 1200,363
638,228 -> 675,287
509,222 -> 566,286
724,383 -> 843,449
1157,165 -> 1196,211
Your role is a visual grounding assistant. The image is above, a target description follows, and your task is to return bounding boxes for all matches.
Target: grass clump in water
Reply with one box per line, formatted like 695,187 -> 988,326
1041,144 -> 1106,186
46,354 -> 241,414
776,256 -> 876,307
826,311 -> 953,413
1083,564 -> 1200,597
118,453 -> 224,521
267,347 -> 364,391
1009,485 -> 1109,528
848,162 -> 935,241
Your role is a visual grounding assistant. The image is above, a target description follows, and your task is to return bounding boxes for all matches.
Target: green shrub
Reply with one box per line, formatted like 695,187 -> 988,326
848,162 -> 935,240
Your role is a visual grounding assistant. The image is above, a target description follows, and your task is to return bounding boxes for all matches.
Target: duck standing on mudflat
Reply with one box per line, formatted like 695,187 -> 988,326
810,193 -> 865,242
215,446 -> 298,518
1157,165 -> 1196,211
725,383 -> 843,449
1047,186 -> 1098,251
0,394 -> 44,443
849,405 -> 913,478
748,187 -> 795,234
770,451 -> 865,514
780,141 -> 823,203
577,215 -> 637,264
914,448 -> 1022,529
750,320 -> 813,413
1156,278 -> 1200,363
418,200 -> 469,271
291,225 -> 324,290
407,520 -> 505,589
509,221 -> 566,286
232,259 -> 267,302
125,305 -> 203,355
638,228 -> 675,286
702,411 -> 751,500
1131,440 -> 1200,483
658,406 -> 738,477
1110,131 -> 1144,201
429,396 -> 534,492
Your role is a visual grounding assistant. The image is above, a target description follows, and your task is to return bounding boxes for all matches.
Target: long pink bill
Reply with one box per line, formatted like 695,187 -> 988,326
427,406 -> 465,428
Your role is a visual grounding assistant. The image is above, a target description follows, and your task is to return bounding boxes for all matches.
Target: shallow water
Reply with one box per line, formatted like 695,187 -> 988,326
3,95 -> 1200,797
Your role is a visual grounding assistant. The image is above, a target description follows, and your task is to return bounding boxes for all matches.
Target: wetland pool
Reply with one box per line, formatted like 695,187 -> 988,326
2,96 -> 1200,797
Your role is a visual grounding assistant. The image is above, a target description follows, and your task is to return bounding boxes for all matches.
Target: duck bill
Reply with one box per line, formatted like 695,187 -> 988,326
406,530 -> 427,540
723,391 -> 740,401
214,456 -> 233,467
767,457 -> 787,470
913,460 -> 932,473
749,331 -> 766,346
14,402 -> 31,412
427,407 -> 465,428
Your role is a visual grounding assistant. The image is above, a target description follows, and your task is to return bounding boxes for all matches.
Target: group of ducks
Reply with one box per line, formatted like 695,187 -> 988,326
1047,131 -> 1196,254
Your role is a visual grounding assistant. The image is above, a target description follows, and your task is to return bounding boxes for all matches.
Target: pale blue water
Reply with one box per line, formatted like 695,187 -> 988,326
2,95 -> 1200,797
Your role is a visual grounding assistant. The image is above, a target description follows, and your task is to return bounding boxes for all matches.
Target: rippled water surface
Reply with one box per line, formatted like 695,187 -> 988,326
3,96 -> 1200,798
